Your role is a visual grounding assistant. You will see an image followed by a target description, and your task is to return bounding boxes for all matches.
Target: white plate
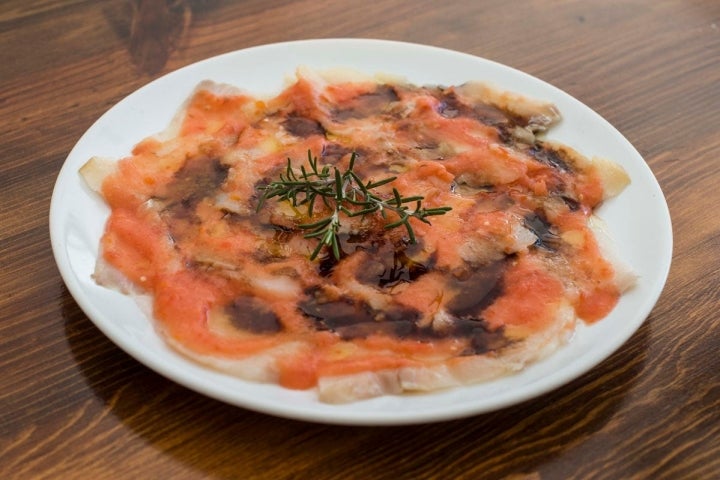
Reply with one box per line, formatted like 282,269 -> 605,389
50,39 -> 672,425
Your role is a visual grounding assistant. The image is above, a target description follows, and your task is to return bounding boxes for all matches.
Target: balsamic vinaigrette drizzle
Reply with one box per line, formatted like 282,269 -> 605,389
157,82 -> 579,353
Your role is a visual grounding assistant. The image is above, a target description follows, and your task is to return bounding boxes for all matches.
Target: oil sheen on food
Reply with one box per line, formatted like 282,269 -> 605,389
91,70 -> 629,396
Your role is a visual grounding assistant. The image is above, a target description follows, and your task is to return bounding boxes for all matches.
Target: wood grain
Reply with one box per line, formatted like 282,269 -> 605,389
1,1 -> 719,478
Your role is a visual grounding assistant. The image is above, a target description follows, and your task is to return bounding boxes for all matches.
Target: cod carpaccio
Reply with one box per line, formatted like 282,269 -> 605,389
81,68 -> 635,403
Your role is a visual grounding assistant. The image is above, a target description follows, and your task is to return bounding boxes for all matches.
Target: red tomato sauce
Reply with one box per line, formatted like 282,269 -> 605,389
95,73 -> 628,390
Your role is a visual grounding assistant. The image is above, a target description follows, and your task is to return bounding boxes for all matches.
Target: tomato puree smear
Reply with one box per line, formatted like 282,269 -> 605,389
87,70 -> 633,396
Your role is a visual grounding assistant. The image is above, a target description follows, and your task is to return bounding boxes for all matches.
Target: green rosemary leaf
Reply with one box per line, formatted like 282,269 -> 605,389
299,217 -> 333,229
334,168 -> 343,200
392,188 -> 402,206
365,176 -> 396,189
256,150 -> 451,260
309,240 -> 325,260
331,232 -> 340,260
348,151 -> 357,171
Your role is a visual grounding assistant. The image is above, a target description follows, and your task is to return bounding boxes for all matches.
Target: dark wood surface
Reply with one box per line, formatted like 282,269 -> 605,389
2,1 -> 719,478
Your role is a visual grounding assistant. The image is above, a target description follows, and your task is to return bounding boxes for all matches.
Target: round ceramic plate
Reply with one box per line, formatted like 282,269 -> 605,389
50,39 -> 672,425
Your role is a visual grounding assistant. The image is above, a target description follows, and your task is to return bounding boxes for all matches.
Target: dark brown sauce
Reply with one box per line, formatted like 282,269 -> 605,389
297,234 -> 511,350
163,155 -> 229,219
226,297 -> 282,333
320,142 -> 353,164
377,249 -> 432,288
561,195 -> 581,211
298,282 -> 509,350
456,320 -> 510,355
524,211 -> 561,251
332,84 -> 400,121
435,90 -> 474,119
445,260 -> 506,318
299,292 -> 375,329
282,115 -> 327,138
528,143 -> 574,172
435,88 -> 521,126
340,234 -> 434,288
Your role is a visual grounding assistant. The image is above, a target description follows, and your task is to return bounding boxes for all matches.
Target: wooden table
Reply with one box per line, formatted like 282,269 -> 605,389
2,1 -> 718,478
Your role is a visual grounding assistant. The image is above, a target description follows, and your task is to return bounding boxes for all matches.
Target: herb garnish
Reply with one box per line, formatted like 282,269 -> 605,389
257,151 -> 452,260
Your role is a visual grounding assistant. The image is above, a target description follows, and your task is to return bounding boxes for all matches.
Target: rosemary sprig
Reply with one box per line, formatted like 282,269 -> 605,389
257,150 -> 452,260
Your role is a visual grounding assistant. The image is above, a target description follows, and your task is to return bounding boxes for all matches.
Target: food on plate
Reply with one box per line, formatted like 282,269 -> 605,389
81,68 -> 635,403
